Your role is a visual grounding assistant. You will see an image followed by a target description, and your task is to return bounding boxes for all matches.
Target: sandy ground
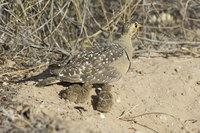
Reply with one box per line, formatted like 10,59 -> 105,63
13,57 -> 200,133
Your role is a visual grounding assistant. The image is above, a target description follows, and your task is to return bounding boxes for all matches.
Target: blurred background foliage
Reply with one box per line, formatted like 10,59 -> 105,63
0,0 -> 200,68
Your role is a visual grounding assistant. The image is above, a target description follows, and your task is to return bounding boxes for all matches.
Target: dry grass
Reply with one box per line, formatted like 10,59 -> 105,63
0,0 -> 199,63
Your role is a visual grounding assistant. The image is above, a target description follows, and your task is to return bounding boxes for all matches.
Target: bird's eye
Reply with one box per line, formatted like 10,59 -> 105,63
134,24 -> 138,28
133,22 -> 139,29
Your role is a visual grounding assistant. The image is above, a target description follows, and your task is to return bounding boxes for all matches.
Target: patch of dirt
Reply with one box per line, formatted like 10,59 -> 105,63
11,57 -> 200,133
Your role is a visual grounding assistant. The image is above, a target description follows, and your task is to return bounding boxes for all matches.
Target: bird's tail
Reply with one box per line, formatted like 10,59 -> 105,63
48,63 -> 63,76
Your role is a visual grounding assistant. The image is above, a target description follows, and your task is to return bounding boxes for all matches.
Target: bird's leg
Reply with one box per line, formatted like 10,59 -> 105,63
37,77 -> 60,87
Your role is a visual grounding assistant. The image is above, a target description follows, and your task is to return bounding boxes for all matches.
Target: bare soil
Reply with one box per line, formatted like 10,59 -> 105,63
3,56 -> 199,133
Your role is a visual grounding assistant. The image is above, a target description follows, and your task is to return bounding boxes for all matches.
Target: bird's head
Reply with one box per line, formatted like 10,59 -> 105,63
122,22 -> 142,36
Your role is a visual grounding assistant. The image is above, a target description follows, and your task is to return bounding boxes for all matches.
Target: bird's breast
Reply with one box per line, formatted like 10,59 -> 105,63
109,51 -> 130,77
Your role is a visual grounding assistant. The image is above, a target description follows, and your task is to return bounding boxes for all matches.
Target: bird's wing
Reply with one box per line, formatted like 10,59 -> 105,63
58,43 -> 126,83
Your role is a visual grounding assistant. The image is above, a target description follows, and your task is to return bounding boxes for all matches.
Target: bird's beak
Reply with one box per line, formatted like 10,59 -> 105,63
138,24 -> 142,28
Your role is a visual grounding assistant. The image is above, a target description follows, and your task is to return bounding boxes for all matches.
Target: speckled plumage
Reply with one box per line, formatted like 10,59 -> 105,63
55,43 -> 128,84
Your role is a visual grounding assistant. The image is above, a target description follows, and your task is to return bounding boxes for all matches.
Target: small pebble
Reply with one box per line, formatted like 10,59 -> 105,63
100,113 -> 105,119
160,115 -> 167,120
116,97 -> 121,103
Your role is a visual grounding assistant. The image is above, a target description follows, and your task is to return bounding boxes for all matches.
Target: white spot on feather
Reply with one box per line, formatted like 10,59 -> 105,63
98,70 -> 103,73
79,68 -> 83,74
82,66 -> 86,70
59,73 -> 63,76
74,71 -> 77,75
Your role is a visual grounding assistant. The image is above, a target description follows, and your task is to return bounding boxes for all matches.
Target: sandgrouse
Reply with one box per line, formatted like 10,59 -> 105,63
60,83 -> 93,104
94,85 -> 113,113
38,22 -> 141,103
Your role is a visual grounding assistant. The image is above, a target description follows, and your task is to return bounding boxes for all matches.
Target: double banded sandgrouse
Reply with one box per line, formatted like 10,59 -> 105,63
94,85 -> 113,113
60,83 -> 93,104
38,22 -> 141,103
